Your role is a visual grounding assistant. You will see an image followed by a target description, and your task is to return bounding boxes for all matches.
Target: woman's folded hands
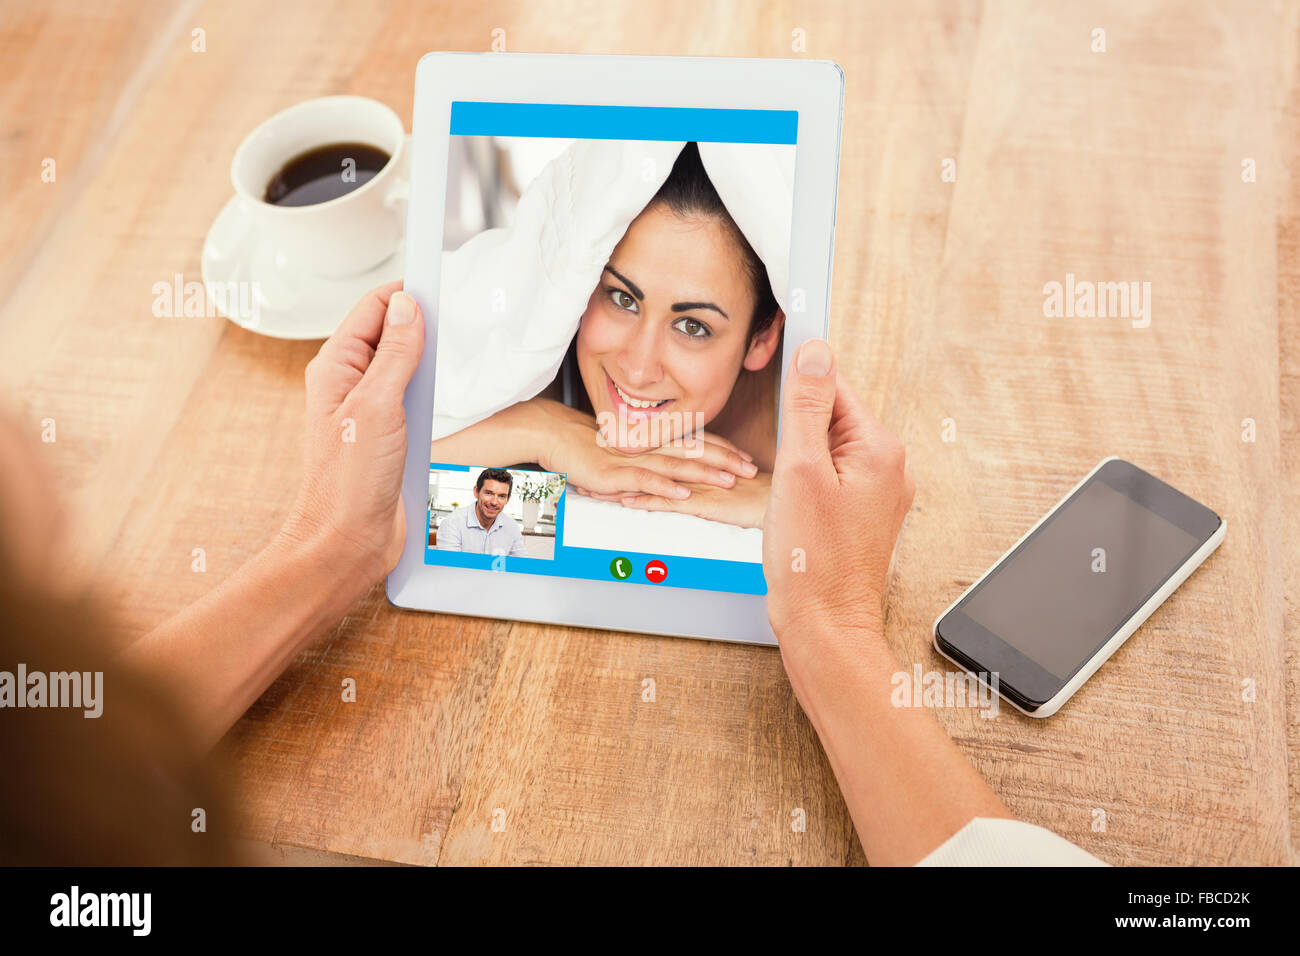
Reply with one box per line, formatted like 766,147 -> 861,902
532,397 -> 762,517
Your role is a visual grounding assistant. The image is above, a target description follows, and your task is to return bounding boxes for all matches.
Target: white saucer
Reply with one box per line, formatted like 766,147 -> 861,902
201,195 -> 405,340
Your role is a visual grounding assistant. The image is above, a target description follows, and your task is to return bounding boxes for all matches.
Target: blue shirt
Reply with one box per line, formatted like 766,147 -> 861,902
436,503 -> 527,557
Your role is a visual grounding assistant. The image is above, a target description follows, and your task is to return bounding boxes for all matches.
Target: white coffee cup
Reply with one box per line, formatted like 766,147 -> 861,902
231,95 -> 409,278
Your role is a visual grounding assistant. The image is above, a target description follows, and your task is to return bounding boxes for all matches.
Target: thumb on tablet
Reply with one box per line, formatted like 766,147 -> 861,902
365,290 -> 425,401
779,339 -> 837,474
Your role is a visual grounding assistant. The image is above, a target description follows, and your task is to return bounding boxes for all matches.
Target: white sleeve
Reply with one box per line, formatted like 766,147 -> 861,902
916,817 -> 1108,867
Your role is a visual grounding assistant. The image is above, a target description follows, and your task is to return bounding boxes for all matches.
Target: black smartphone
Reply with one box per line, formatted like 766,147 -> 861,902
933,458 -> 1224,717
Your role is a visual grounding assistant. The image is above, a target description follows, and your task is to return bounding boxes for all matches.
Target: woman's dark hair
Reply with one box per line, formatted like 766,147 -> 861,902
648,142 -> 781,345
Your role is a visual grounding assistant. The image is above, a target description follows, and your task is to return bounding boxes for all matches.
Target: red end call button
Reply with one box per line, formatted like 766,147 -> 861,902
644,560 -> 667,583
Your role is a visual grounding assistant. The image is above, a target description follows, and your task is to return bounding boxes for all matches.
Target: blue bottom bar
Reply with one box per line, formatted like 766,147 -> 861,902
424,543 -> 767,596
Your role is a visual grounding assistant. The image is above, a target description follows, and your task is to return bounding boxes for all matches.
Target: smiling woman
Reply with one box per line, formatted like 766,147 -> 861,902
572,143 -> 784,465
429,142 -> 786,530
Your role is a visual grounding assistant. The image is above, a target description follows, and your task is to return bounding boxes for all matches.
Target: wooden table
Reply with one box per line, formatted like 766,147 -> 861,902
1,0 -> 1294,866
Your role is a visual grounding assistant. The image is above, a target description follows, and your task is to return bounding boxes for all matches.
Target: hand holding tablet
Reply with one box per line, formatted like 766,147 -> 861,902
388,53 -> 846,643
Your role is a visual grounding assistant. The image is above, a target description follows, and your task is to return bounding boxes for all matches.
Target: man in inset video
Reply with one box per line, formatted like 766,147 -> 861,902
436,467 -> 527,557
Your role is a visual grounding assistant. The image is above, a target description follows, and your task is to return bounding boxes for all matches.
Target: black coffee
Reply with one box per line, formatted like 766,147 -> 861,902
263,142 -> 391,206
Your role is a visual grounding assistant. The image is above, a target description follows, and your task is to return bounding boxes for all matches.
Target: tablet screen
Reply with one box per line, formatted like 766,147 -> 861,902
425,102 -> 798,595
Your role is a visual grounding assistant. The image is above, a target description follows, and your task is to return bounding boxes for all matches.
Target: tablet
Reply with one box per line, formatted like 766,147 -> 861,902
388,52 -> 844,644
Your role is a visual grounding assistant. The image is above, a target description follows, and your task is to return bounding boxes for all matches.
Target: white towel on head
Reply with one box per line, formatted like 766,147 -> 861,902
434,139 -> 680,438
433,138 -> 796,439
697,140 -> 796,318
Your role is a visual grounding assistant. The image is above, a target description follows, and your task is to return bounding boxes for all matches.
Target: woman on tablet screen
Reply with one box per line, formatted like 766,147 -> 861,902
430,143 -> 784,529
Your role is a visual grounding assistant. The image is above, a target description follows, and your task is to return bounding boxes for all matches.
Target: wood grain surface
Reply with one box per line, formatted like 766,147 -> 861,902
0,0 -> 1294,865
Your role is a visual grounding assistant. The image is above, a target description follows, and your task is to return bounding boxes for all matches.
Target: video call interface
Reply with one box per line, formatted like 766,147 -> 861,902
424,102 -> 800,595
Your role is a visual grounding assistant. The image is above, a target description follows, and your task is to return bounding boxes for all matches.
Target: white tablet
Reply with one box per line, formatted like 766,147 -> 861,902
388,52 -> 844,644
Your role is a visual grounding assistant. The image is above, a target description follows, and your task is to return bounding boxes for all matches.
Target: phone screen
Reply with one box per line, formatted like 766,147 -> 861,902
937,460 -> 1221,707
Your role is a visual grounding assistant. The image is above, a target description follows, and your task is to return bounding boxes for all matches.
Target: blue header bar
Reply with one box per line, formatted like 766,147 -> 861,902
449,101 -> 798,145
